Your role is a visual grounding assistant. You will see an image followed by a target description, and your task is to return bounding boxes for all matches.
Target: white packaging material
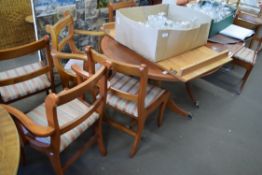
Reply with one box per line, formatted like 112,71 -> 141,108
219,24 -> 255,41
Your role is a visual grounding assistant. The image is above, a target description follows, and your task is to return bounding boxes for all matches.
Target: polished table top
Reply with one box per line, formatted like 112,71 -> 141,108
101,35 -> 176,81
0,105 -> 20,175
101,34 -> 243,82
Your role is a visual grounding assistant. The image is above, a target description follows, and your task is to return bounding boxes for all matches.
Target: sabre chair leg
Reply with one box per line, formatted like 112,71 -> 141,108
239,66 -> 253,93
20,145 -> 26,166
129,120 -> 144,158
96,120 -> 107,156
48,152 -> 64,175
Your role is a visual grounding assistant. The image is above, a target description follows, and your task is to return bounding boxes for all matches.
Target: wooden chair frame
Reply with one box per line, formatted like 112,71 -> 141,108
46,12 -> 105,88
73,46 -> 170,157
0,66 -> 108,175
233,12 -> 262,92
108,0 -> 136,22
232,35 -> 261,92
0,36 -> 55,104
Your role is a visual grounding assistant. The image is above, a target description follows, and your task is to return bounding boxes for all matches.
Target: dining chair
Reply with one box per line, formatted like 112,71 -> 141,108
0,65 -> 108,175
46,12 -> 105,88
232,11 -> 262,92
73,46 -> 170,157
231,34 -> 262,92
0,36 -> 55,104
108,0 -> 136,22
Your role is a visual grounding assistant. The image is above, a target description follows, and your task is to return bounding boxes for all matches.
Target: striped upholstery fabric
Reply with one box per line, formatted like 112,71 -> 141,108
234,47 -> 256,64
26,99 -> 99,152
107,73 -> 165,117
0,62 -> 51,102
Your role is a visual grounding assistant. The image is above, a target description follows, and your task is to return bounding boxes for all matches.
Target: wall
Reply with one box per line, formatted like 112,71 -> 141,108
0,0 -> 35,49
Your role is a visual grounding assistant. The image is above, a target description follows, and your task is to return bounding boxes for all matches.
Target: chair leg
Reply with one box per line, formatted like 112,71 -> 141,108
95,120 -> 107,156
20,144 -> 26,166
129,118 -> 137,129
240,67 -> 253,92
129,120 -> 144,158
48,152 -> 64,175
157,92 -> 170,127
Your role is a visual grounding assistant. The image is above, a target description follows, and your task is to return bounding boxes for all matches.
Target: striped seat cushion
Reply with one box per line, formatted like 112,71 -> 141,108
0,62 -> 51,102
234,47 -> 256,64
26,99 -> 99,152
107,73 -> 165,117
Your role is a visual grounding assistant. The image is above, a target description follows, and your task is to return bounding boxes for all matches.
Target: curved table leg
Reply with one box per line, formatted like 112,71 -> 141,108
167,99 -> 192,119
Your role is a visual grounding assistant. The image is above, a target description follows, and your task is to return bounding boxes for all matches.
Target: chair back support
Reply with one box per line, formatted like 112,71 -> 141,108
234,10 -> 262,51
234,11 -> 258,30
108,0 -> 136,22
0,36 -> 50,60
0,36 -> 55,103
85,46 -> 148,115
46,12 -> 105,89
46,12 -> 83,88
46,12 -> 79,54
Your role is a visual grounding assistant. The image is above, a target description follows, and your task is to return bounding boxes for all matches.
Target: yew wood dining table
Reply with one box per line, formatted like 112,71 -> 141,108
100,23 -> 244,118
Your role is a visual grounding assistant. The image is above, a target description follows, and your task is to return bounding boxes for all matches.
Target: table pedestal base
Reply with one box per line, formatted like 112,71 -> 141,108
167,99 -> 192,119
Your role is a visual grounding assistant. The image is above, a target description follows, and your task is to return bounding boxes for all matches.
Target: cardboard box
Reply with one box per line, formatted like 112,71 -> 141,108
115,4 -> 211,62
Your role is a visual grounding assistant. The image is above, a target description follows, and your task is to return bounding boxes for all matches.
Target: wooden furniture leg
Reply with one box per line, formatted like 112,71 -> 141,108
240,66 -> 253,93
185,82 -> 199,107
48,153 -> 63,175
129,119 -> 144,158
167,99 -> 192,119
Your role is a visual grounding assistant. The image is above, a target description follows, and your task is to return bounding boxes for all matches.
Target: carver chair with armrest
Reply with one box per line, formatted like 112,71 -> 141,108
73,46 -> 170,157
0,65 -> 108,175
46,12 -> 105,88
0,36 -> 55,104
108,0 -> 136,22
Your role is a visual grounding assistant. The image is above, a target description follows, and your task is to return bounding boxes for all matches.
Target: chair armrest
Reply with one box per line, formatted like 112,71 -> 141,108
52,51 -> 87,61
74,29 -> 105,36
1,104 -> 55,137
71,64 -> 90,79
